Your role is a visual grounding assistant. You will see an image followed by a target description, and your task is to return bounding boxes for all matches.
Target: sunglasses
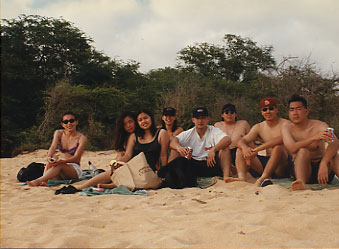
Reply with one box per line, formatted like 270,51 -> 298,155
223,110 -> 235,114
262,107 -> 275,112
62,119 -> 76,124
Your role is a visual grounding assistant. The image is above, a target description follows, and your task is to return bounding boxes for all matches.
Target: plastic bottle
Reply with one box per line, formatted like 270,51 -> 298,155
88,161 -> 97,177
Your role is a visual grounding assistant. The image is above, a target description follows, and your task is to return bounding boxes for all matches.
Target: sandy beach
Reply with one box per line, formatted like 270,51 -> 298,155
1,149 -> 339,248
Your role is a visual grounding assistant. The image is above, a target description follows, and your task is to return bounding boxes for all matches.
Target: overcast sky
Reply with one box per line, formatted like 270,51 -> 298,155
2,0 -> 339,74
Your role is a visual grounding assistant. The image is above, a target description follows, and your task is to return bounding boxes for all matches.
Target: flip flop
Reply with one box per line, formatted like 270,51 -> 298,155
55,186 -> 68,195
260,179 -> 273,187
55,185 -> 81,195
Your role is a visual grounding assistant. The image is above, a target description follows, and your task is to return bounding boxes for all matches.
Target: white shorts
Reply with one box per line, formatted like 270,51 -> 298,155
67,163 -> 83,179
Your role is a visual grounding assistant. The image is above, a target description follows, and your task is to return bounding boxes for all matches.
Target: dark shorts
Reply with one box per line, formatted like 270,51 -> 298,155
189,152 -> 223,177
230,147 -> 237,166
249,155 -> 292,179
290,160 -> 335,184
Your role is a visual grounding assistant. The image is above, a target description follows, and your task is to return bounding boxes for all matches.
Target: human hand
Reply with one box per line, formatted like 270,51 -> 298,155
318,162 -> 329,186
318,162 -> 328,185
207,148 -> 216,167
177,146 -> 189,157
314,129 -> 330,141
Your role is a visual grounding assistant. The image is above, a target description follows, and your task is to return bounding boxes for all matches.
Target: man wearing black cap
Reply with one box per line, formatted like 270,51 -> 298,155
226,97 -> 290,186
214,103 -> 250,177
170,107 -> 231,178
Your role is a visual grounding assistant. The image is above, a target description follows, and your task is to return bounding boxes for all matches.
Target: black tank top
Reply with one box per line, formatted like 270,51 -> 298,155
133,129 -> 161,171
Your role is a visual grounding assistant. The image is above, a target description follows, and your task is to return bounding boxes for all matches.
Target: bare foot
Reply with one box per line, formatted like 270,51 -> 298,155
255,177 -> 265,187
26,179 -> 41,187
40,182 -> 47,187
291,180 -> 307,191
224,177 -> 245,183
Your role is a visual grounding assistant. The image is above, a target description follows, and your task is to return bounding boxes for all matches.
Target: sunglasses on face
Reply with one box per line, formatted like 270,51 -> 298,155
62,119 -> 76,124
262,107 -> 275,112
223,110 -> 235,114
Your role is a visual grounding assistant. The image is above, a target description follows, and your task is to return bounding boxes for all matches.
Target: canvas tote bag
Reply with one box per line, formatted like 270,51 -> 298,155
111,152 -> 162,191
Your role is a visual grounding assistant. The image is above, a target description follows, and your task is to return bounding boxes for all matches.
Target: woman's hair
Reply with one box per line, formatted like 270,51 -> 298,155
135,109 -> 157,138
61,111 -> 77,121
161,119 -> 178,132
113,111 -> 136,151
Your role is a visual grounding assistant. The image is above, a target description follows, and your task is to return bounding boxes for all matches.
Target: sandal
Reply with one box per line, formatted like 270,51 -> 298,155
55,185 -> 80,195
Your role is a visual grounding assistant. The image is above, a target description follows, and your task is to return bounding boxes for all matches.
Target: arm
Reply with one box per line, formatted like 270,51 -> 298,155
318,134 -> 339,185
281,123 -> 329,154
237,124 -> 260,159
252,136 -> 283,153
158,129 -> 170,168
46,130 -> 61,161
119,133 -> 136,162
172,127 -> 184,136
207,135 -> 231,167
170,136 -> 189,157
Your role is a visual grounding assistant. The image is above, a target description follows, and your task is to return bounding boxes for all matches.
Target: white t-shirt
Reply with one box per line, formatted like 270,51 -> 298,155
176,125 -> 228,161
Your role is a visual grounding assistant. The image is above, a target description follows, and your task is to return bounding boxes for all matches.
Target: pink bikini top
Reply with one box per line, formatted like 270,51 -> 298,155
58,131 -> 82,155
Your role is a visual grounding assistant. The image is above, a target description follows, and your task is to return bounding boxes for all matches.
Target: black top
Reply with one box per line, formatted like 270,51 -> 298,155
133,129 -> 161,171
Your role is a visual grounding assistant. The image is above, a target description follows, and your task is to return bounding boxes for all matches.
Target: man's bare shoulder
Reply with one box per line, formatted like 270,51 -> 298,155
214,121 -> 224,128
278,118 -> 290,126
236,120 -> 250,125
309,119 -> 328,129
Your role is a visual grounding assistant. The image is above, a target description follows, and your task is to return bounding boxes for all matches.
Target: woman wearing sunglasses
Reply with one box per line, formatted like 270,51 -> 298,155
27,112 -> 87,186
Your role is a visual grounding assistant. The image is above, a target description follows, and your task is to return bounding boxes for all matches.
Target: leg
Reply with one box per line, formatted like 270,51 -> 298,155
218,147 -> 232,179
328,151 -> 339,177
291,148 -> 312,190
168,149 -> 180,163
75,171 -> 112,190
225,149 -> 262,182
27,163 -> 78,186
255,145 -> 289,186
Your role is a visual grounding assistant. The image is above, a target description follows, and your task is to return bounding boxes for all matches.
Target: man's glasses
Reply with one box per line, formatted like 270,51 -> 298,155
223,110 -> 235,114
62,119 -> 76,124
261,107 -> 275,112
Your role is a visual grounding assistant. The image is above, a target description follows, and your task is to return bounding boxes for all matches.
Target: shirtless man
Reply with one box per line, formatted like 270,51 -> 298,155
226,97 -> 290,186
281,95 -> 339,190
214,103 -> 250,177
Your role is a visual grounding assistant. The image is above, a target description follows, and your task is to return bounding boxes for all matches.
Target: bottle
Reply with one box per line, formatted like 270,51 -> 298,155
88,161 -> 97,177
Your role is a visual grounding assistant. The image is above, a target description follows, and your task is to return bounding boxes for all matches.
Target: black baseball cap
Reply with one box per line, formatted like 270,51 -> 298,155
192,107 -> 209,118
163,107 -> 176,116
222,103 -> 236,113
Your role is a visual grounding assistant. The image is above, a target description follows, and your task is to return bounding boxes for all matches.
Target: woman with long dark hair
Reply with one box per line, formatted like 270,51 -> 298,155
113,111 -> 136,160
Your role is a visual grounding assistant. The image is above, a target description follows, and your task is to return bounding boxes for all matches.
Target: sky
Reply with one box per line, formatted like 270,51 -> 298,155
2,0 -> 339,74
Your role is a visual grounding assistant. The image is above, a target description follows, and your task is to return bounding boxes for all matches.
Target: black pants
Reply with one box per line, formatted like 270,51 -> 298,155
189,152 -> 223,177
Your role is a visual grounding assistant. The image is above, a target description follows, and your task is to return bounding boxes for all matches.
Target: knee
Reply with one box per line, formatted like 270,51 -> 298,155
271,145 -> 283,154
296,148 -> 310,157
236,149 -> 243,158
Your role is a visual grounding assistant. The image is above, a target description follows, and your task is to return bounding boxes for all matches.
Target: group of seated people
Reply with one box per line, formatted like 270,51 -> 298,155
27,94 -> 339,192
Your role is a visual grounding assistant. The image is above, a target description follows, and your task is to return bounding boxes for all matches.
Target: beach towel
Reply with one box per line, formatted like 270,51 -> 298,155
272,176 -> 339,190
80,185 -> 147,196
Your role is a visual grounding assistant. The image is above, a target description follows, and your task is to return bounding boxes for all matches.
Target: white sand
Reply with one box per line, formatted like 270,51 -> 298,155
1,149 -> 339,248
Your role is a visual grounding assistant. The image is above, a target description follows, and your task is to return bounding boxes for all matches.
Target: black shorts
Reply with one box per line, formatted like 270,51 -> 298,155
189,151 -> 223,177
291,160 -> 335,184
230,147 -> 237,166
249,155 -> 292,179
